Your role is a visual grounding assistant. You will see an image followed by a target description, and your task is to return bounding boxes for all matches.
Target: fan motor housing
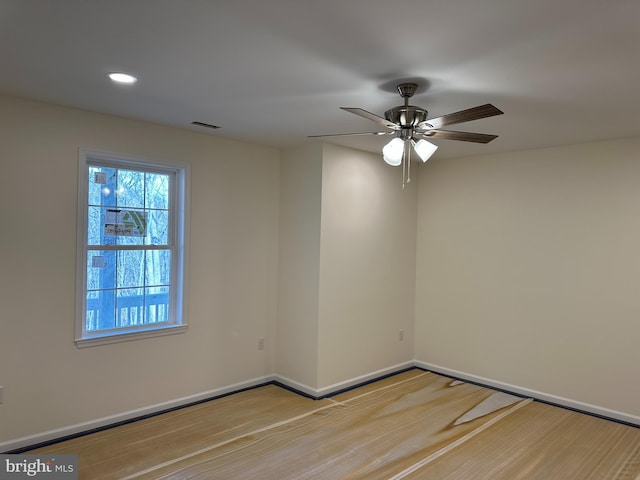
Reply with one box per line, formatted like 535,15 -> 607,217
385,106 -> 429,128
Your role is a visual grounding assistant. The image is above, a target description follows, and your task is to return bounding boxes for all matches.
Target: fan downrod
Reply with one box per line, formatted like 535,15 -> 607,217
386,83 -> 428,127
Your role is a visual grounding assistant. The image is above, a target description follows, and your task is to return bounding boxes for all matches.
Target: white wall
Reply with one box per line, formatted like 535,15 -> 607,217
0,95 -> 280,446
415,137 -> 640,419
276,144 -> 323,388
317,144 -> 416,389
276,143 -> 417,393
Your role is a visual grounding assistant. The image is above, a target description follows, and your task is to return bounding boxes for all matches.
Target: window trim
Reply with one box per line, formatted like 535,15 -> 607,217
75,148 -> 190,347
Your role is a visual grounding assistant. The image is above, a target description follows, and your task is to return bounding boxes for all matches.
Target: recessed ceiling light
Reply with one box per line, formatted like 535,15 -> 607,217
107,72 -> 138,84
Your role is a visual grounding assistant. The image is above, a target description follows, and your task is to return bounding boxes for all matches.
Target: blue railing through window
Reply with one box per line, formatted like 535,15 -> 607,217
86,292 -> 170,331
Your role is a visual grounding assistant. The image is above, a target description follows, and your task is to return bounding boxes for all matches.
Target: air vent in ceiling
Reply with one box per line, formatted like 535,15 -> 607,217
191,121 -> 221,129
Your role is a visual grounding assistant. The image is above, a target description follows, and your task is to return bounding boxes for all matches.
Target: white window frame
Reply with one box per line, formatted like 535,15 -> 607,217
75,148 -> 190,347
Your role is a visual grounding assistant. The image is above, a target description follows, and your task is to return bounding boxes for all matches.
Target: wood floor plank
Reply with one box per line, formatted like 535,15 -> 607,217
399,400 -> 640,480
30,385 -> 332,480
326,369 -> 428,402
127,373 -> 528,479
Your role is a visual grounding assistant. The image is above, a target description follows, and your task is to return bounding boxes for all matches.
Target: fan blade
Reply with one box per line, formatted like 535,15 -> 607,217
340,107 -> 398,130
417,129 -> 498,144
308,131 -> 391,138
424,104 -> 503,129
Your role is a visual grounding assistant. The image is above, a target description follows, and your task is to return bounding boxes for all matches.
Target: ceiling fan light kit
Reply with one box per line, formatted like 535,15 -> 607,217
412,139 -> 438,162
382,137 -> 404,166
310,82 -> 503,187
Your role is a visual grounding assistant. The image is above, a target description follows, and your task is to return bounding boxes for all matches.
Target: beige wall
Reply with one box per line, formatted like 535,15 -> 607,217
276,143 -> 417,392
317,144 -> 416,388
275,144 -> 323,388
415,137 -> 640,418
0,95 -> 280,445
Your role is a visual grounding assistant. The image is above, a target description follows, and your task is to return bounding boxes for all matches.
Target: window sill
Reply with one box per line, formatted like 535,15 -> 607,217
75,324 -> 188,348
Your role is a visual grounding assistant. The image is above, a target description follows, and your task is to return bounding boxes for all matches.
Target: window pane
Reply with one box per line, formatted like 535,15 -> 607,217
145,172 -> 169,210
116,288 -> 145,327
116,233 -> 144,246
146,209 -> 169,245
115,208 -> 146,246
86,250 -> 116,290
146,249 -> 171,286
86,289 -> 115,331
117,169 -> 145,208
88,166 -> 117,207
87,206 -> 102,245
145,286 -> 170,323
117,250 -> 145,288
91,206 -> 136,246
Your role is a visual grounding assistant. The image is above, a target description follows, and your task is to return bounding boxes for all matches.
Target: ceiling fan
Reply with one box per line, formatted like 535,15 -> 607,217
310,83 -> 503,186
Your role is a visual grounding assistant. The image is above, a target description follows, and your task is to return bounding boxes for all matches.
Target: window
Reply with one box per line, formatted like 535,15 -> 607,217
76,148 -> 189,347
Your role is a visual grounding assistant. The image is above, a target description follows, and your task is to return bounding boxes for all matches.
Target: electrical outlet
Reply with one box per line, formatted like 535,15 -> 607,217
399,330 -> 405,342
258,338 -> 265,351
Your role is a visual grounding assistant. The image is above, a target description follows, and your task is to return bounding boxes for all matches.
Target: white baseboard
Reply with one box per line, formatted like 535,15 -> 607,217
0,375 -> 275,453
273,361 -> 415,398
272,374 -> 318,397
315,361 -> 416,398
415,360 -> 640,426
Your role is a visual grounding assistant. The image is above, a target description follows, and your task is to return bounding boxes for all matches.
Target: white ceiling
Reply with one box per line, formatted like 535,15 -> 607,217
1,0 -> 639,159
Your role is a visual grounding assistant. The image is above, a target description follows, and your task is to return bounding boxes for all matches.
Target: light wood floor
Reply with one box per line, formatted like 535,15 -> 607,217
30,369 -> 640,479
